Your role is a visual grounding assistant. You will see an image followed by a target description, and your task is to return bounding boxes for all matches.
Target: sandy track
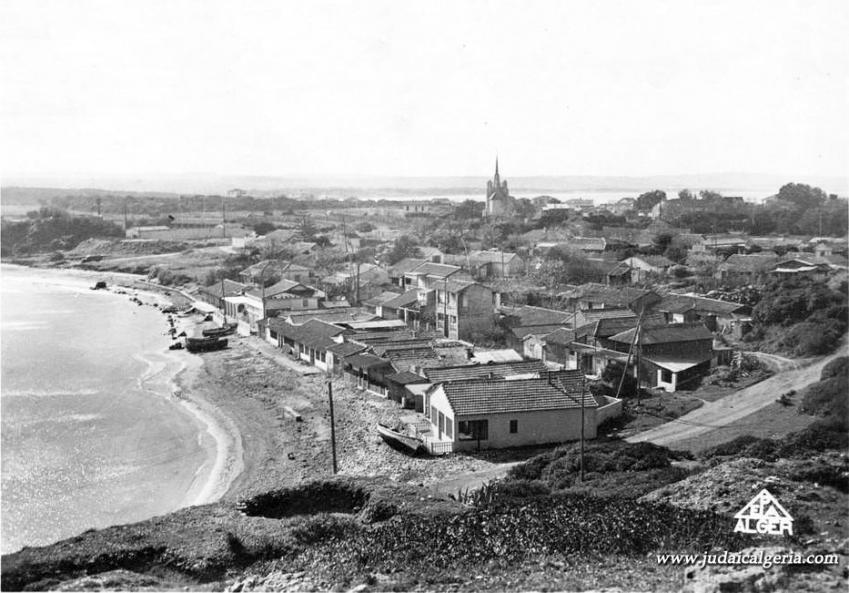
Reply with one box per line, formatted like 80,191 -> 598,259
626,343 -> 847,450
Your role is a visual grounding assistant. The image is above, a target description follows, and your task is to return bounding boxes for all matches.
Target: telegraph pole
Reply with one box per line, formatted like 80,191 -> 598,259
580,375 -> 586,483
327,379 -> 338,474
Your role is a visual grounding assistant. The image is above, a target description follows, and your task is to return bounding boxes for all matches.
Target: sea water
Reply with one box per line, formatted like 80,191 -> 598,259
1,265 -> 212,554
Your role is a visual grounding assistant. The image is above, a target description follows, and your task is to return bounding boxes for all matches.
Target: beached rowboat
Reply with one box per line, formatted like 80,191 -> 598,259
185,336 -> 228,353
201,322 -> 238,337
377,423 -> 425,455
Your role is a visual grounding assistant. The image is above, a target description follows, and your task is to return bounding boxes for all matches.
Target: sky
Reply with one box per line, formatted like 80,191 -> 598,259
1,0 -> 847,181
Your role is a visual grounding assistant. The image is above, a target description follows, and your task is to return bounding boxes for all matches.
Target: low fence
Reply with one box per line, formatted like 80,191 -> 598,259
424,440 -> 453,456
595,395 -> 623,426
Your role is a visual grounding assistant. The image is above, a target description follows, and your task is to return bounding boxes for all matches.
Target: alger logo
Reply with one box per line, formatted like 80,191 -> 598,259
733,488 -> 793,536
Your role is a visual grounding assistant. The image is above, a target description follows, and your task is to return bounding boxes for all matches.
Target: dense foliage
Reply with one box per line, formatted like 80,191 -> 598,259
504,441 -> 683,498
1,207 -> 124,256
288,493 -> 753,580
662,183 -> 848,236
799,356 -> 849,425
747,277 -> 848,356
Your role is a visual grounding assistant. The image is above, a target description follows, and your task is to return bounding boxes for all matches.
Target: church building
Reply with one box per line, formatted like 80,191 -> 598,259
485,158 -> 516,218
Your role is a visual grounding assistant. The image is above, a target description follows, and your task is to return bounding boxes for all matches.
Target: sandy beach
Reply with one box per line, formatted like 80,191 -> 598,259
167,330 -> 526,503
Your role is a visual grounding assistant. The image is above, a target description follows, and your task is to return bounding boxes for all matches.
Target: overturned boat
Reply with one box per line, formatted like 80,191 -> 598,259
185,336 -> 228,353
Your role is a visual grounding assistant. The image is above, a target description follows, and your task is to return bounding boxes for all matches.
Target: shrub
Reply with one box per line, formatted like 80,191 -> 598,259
787,465 -> 849,493
821,356 -> 849,380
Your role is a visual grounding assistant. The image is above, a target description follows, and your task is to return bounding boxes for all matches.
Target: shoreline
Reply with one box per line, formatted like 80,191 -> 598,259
2,259 -> 508,511
170,354 -> 244,506
1,262 -> 244,533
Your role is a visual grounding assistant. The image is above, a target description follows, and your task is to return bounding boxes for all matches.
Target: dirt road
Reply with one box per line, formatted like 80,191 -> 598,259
626,344 -> 847,450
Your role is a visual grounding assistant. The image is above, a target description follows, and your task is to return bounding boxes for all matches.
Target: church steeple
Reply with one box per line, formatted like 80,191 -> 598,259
494,156 -> 500,186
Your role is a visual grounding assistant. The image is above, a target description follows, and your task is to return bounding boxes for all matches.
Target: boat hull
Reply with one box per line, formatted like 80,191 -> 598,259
377,424 -> 425,455
185,337 -> 228,353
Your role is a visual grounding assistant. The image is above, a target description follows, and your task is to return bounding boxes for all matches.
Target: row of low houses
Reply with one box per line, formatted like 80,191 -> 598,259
256,301 -> 622,453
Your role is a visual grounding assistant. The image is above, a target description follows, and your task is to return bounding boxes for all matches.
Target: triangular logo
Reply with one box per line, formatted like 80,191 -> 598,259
733,488 -> 793,536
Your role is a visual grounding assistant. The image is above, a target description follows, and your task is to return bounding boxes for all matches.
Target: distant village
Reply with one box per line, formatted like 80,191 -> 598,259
3,163 -> 848,455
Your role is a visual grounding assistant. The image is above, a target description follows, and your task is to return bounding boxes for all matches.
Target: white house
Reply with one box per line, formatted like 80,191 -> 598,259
422,372 -> 599,452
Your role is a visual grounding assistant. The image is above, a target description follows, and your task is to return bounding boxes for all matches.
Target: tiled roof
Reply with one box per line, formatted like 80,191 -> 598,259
542,328 -> 576,346
609,323 -> 713,345
382,289 -> 419,309
719,254 -> 779,272
440,372 -> 596,416
345,353 -> 392,370
371,340 -> 435,356
513,324 -> 565,340
384,371 -> 429,385
240,259 -> 294,277
568,283 -> 654,307
424,360 -> 548,383
363,291 -> 403,307
656,294 -> 746,316
246,279 -> 312,299
287,308 -> 376,325
407,262 -> 462,277
268,318 -> 345,348
569,308 -> 637,325
443,279 -> 485,293
387,258 -> 430,276
501,305 -> 570,326
348,329 -> 419,343
383,347 -> 439,362
607,262 -> 631,277
326,342 -> 367,357
198,279 -> 249,298
469,250 -> 519,264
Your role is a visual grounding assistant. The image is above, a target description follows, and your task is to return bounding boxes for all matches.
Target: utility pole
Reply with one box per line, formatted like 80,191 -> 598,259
222,196 -> 226,238
443,277 -> 449,338
579,375 -> 586,483
220,276 -> 227,324
327,379 -> 338,474
355,261 -> 360,305
635,305 -> 644,403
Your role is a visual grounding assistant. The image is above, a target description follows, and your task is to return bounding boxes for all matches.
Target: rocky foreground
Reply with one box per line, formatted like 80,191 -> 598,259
3,462 -> 847,592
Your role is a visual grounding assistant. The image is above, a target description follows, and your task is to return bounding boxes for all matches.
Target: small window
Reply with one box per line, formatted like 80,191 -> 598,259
661,369 -> 673,383
509,419 -> 518,434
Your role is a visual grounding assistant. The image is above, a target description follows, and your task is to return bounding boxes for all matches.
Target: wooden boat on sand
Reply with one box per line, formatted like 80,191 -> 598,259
201,322 -> 238,337
377,423 -> 425,455
185,336 -> 228,353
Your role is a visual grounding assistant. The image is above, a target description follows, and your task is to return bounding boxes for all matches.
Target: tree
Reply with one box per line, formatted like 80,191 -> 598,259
513,198 -> 536,220
635,190 -> 666,212
387,235 -> 422,264
252,221 -> 277,236
455,200 -> 484,220
776,183 -> 827,211
651,232 -> 674,254
664,244 -> 688,264
355,221 -> 375,233
698,190 -> 723,201
678,189 -> 695,201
